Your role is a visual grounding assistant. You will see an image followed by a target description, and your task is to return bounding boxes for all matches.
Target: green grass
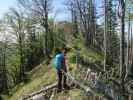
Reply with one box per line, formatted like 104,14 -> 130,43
71,36 -> 103,63
3,62 -> 56,100
3,39 -> 104,100
53,89 -> 88,100
80,47 -> 103,62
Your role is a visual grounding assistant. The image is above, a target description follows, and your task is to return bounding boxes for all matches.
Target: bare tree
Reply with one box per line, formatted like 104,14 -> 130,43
70,1 -> 79,38
19,0 -> 53,59
118,0 -> 126,86
125,9 -> 131,80
6,8 -> 26,82
0,24 -> 10,93
66,0 -> 96,46
104,0 -> 108,72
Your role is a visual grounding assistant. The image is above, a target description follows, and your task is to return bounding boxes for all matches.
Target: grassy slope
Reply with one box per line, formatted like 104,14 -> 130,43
3,43 -> 103,100
4,62 -> 56,100
72,37 -> 103,62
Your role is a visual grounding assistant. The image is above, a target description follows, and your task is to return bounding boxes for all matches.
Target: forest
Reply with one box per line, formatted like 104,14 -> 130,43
0,0 -> 133,100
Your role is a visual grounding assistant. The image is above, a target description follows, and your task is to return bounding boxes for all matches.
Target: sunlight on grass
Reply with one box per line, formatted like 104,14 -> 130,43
5,42 -> 104,100
6,62 -> 56,100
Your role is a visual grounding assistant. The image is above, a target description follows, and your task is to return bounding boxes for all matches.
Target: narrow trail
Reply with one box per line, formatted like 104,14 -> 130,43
22,68 -> 114,100
22,37 -> 128,100
21,38 -> 114,100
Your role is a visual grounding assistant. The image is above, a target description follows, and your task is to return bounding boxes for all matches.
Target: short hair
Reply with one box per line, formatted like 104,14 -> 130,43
62,46 -> 71,53
55,48 -> 61,55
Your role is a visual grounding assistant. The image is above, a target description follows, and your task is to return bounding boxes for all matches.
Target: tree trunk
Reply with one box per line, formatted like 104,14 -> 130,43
104,0 -> 108,71
119,0 -> 125,87
44,0 -> 50,59
125,11 -> 131,80
2,42 -> 8,93
131,25 -> 133,63
18,37 -> 25,82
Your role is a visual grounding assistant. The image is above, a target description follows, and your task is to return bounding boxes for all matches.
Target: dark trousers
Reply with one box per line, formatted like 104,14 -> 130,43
57,66 -> 67,90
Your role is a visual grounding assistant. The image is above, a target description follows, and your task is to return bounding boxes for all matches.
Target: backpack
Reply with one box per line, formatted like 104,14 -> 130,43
54,53 -> 64,70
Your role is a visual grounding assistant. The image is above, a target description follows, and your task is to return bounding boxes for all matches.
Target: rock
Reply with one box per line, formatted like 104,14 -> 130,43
31,94 -> 45,100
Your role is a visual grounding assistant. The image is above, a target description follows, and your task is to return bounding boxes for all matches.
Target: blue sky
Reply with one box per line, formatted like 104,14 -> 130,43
0,0 -> 102,21
0,0 -> 68,20
53,0 -> 102,21
0,0 -> 17,18
52,0 -> 70,21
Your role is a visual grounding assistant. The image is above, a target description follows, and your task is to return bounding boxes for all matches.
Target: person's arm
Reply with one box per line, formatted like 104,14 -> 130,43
65,55 -> 71,72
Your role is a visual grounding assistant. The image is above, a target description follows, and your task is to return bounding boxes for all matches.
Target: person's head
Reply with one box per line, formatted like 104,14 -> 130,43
62,47 -> 68,55
55,48 -> 62,55
62,46 -> 71,55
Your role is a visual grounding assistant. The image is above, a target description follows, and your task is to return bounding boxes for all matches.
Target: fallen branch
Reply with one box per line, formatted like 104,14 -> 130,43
50,89 -> 56,100
22,83 -> 57,100
22,69 -> 114,100
66,72 -> 92,92
64,71 -> 114,100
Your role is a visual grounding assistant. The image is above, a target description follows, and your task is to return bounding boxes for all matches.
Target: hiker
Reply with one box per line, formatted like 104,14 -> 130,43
62,47 -> 70,87
54,48 -> 69,92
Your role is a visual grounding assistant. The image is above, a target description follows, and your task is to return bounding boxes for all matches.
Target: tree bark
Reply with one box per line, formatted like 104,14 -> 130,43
125,10 -> 131,80
119,0 -> 125,87
104,0 -> 108,71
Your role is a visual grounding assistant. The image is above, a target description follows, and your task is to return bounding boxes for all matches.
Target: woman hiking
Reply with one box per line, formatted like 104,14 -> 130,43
54,48 -> 69,92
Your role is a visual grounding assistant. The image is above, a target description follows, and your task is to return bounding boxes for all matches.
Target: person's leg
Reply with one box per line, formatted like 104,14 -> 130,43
63,77 -> 67,88
57,70 -> 62,92
63,66 -> 68,88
